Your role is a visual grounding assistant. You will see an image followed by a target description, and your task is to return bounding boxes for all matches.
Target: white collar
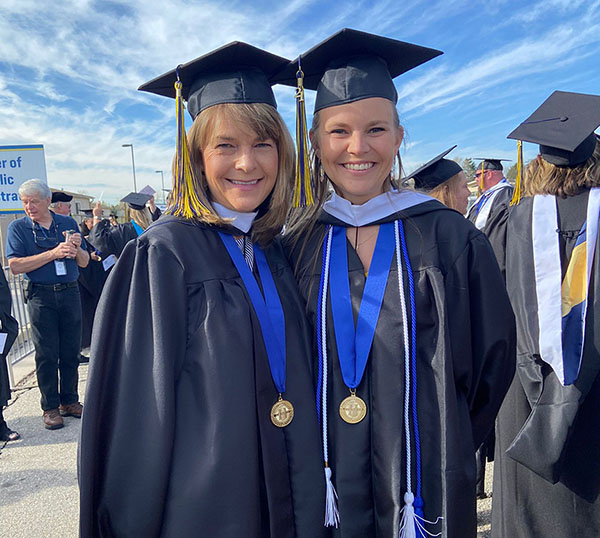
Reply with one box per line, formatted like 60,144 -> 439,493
322,189 -> 433,227
212,202 -> 258,233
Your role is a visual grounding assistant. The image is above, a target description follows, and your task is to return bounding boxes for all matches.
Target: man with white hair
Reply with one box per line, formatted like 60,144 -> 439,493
5,179 -> 89,430
50,191 -> 73,216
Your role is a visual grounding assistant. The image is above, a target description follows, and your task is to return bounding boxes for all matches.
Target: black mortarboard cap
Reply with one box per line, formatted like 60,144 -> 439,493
473,158 -> 511,172
273,28 -> 442,112
507,91 -> 600,167
80,208 -> 94,217
51,191 -> 73,203
138,42 -> 290,119
406,146 -> 463,189
120,192 -> 152,211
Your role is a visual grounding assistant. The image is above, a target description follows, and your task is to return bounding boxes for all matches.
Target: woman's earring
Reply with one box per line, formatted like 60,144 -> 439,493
318,162 -> 325,183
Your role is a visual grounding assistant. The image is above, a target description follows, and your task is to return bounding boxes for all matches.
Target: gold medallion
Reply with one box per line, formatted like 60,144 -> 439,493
271,396 -> 294,428
339,391 -> 367,424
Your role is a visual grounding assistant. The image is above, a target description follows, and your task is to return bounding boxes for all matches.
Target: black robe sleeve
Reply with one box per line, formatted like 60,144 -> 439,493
0,270 -> 19,407
87,220 -> 138,259
445,232 -> 516,447
79,238 -> 188,538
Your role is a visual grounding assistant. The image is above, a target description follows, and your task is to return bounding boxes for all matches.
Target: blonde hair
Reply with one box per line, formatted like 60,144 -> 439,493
173,103 -> 295,245
125,206 -> 152,230
427,173 -> 463,211
523,140 -> 600,197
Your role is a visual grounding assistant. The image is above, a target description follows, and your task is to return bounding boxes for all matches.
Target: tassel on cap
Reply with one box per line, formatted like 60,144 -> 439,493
510,140 -> 523,206
167,67 -> 210,219
292,60 -> 314,208
478,161 -> 485,194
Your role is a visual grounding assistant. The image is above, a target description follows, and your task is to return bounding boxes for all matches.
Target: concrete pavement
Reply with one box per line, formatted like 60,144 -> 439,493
1,354 -> 87,538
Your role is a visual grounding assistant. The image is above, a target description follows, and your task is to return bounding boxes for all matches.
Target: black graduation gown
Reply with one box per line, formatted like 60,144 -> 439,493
286,200 -> 516,538
492,190 -> 600,538
0,270 -> 19,407
78,216 -> 327,538
78,242 -> 108,349
87,220 -> 138,259
467,184 -> 513,279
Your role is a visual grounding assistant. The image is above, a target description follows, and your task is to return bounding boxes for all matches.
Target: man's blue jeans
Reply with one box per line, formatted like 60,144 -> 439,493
27,283 -> 82,411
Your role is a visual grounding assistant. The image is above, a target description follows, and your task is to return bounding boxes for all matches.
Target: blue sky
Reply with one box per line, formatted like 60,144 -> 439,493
0,0 -> 599,204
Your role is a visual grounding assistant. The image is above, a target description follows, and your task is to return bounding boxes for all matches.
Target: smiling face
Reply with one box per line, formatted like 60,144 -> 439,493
200,117 -> 279,213
311,97 -> 403,205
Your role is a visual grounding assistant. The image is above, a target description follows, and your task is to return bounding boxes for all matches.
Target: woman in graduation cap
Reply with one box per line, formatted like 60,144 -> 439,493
86,194 -> 152,260
492,91 -> 600,538
78,42 -> 326,538
404,145 -> 471,214
281,29 -> 516,538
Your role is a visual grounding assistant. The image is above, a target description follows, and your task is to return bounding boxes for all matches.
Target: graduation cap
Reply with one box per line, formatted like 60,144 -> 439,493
121,192 -> 152,211
80,208 -> 94,217
138,41 -> 290,119
473,158 -> 510,172
507,90 -> 600,167
51,191 -> 73,203
405,146 -> 462,190
274,28 -> 442,112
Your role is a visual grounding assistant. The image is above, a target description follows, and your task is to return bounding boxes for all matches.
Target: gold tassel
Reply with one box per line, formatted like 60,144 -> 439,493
510,140 -> 523,206
167,75 -> 210,219
478,161 -> 485,195
292,64 -> 314,207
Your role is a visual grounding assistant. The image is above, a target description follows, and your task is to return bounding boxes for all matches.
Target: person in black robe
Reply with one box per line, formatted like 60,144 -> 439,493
466,159 -> 513,280
405,145 -> 471,215
87,196 -> 152,260
492,91 -> 600,538
280,29 -> 516,538
79,42 -> 326,538
77,214 -> 108,352
0,268 -> 20,441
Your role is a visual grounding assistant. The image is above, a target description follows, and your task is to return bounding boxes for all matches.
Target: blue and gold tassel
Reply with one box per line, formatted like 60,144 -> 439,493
293,61 -> 314,207
510,140 -> 523,206
167,68 -> 210,219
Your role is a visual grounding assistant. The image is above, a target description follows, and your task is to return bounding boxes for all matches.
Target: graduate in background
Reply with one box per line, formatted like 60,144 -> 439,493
282,29 -> 515,538
404,145 -> 470,214
79,42 -> 326,538
492,91 -> 600,538
86,193 -> 151,259
466,158 -> 513,279
0,269 -> 19,442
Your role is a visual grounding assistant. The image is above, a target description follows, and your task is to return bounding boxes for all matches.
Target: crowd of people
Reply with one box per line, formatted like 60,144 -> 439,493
2,28 -> 599,538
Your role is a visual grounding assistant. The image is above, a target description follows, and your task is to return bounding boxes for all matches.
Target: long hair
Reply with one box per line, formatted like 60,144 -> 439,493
523,140 -> 600,197
172,103 -> 295,246
125,206 -> 152,230
426,173 -> 462,211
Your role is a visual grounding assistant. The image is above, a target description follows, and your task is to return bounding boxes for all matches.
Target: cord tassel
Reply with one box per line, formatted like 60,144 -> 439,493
399,492 -> 417,538
292,61 -> 314,207
167,69 -> 210,219
324,465 -> 340,527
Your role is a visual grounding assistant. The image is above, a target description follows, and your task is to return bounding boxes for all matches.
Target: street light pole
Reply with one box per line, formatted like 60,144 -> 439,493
122,144 -> 137,192
155,170 -> 165,204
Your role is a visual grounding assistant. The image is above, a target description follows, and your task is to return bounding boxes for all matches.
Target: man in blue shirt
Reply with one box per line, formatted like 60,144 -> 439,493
6,179 -> 89,430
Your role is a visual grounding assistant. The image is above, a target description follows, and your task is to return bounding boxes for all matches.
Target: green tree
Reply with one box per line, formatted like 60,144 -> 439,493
455,157 -> 477,183
506,163 -> 518,182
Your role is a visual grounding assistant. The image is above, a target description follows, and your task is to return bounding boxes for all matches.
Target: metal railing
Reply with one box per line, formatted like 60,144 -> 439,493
3,266 -> 34,368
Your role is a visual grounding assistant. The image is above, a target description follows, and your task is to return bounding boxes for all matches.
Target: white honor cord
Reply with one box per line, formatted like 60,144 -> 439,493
395,220 -> 443,538
321,227 -> 339,527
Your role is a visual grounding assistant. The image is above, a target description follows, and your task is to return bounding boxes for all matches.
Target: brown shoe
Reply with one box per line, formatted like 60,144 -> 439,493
43,409 -> 64,430
59,402 -> 83,418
